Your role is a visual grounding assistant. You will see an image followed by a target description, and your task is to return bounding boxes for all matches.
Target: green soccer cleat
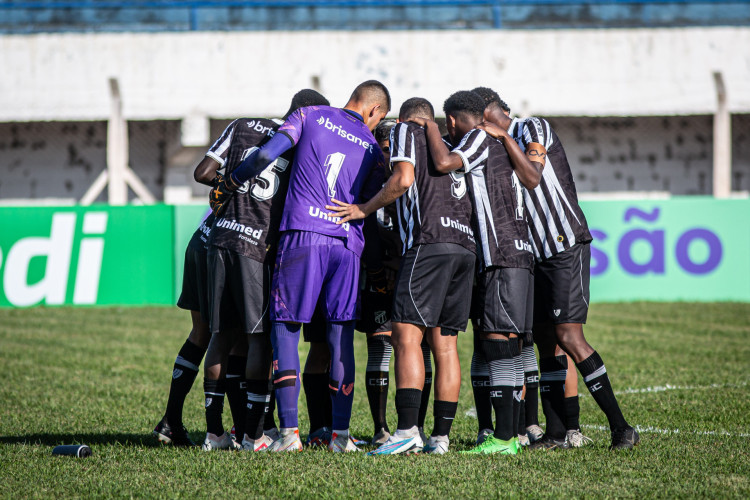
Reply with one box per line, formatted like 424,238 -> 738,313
461,435 -> 519,455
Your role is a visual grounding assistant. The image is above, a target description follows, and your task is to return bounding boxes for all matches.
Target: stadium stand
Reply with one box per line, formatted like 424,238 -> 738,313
1,0 -> 749,33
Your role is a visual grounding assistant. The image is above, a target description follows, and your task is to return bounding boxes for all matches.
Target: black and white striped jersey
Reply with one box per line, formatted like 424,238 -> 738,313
452,129 -> 534,271
509,117 -> 592,261
207,117 -> 294,263
389,121 -> 475,254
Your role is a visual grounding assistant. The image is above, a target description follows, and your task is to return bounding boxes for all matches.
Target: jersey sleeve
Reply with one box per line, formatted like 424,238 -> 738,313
205,119 -> 239,166
522,117 -> 553,149
276,107 -> 306,146
452,129 -> 488,172
389,122 -> 416,167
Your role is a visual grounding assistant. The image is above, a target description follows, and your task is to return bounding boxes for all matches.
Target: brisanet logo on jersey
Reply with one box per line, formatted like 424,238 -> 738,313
316,116 -> 374,153
0,212 -> 107,306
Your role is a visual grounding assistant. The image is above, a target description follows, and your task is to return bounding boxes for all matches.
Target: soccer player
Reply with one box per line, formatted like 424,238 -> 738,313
199,89 -> 331,451
363,119 -> 435,446
406,91 -> 540,455
477,89 -> 640,450
214,80 -> 391,452
152,211 -> 214,447
301,119 -> 432,448
329,97 -> 476,455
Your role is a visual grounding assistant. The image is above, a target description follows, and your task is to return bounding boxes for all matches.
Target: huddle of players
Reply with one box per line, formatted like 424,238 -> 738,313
153,80 -> 640,455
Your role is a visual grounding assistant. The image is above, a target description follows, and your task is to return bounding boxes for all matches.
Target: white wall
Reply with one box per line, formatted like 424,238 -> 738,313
1,27 -> 749,122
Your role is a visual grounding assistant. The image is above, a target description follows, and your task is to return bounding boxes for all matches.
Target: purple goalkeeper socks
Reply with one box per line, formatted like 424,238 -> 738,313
271,321 -> 301,429
326,321 -> 356,430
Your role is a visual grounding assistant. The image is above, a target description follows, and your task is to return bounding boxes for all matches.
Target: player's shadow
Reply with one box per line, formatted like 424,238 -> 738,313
0,432 -> 168,447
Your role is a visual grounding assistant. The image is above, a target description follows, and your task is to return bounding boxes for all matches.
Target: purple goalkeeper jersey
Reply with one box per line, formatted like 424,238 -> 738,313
276,106 -> 385,257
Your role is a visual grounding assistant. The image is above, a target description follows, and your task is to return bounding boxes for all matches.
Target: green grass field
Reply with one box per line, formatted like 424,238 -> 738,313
1,303 -> 749,498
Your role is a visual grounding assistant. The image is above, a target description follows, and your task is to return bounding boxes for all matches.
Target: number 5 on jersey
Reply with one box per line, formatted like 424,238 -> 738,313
239,146 -> 290,201
325,152 -> 346,198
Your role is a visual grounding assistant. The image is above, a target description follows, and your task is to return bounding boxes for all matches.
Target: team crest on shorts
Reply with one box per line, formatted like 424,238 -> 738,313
553,309 -> 561,317
374,310 -> 387,325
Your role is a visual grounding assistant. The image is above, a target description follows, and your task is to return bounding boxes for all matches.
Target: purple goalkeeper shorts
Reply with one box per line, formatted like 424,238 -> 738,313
271,230 -> 360,323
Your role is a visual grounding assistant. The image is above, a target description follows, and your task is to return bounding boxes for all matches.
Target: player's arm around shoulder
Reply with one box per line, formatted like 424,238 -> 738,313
411,118 -> 463,174
325,159 -> 414,224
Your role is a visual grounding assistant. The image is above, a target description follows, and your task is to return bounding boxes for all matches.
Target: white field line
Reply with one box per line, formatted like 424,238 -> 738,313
613,381 -> 748,395
464,381 -> 750,438
581,424 -> 750,439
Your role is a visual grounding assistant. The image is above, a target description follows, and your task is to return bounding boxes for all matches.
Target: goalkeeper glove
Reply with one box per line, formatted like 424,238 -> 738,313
209,173 -> 240,217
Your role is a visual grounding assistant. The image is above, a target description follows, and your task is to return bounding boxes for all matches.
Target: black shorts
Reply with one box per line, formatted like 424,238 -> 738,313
176,243 -> 209,323
302,304 -> 327,343
207,246 -> 271,335
391,243 -> 475,332
479,267 -> 534,336
357,273 -> 393,335
534,243 -> 590,325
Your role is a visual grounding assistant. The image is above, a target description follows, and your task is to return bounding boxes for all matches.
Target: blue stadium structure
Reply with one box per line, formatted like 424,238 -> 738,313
1,0 -> 748,33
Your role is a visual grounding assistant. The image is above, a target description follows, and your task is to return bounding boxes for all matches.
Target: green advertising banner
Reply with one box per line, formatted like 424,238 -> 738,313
0,205 -> 174,307
581,197 -> 750,302
1,198 -> 748,307
173,205 -> 212,298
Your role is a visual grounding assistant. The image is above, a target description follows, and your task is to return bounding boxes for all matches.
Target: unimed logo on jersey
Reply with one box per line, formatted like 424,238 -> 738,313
1,212 -> 107,306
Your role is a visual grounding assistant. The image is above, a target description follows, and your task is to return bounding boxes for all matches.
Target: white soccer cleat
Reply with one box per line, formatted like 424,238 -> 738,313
268,427 -> 303,452
367,427 -> 424,456
566,429 -> 594,448
241,433 -> 274,452
423,435 -> 450,454
201,432 -> 241,451
526,424 -> 545,444
476,428 -> 494,445
329,430 -> 362,453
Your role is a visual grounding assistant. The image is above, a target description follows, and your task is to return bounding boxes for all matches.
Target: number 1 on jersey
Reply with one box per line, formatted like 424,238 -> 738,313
325,152 -> 346,198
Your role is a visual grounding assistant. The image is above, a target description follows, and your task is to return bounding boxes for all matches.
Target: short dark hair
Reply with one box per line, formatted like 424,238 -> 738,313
284,89 -> 329,118
471,86 -> 510,113
375,119 -> 397,143
443,90 -> 486,121
349,80 -> 391,113
398,97 -> 435,122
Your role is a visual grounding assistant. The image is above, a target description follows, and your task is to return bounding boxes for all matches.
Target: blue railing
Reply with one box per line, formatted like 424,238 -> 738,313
1,0 -> 747,32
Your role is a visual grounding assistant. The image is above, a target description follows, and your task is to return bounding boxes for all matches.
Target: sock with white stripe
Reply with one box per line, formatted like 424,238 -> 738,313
203,378 -> 226,436
165,339 -> 206,426
365,334 -> 392,434
576,351 -> 628,431
482,339 -> 515,441
225,355 -> 247,440
539,355 -> 567,439
263,381 -> 277,431
417,338 -> 432,429
470,348 -> 494,432
244,379 -> 270,440
522,341 -> 540,427
432,400 -> 458,437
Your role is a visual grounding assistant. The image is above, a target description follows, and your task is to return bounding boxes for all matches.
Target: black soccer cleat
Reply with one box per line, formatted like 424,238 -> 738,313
153,417 -> 196,447
528,434 -> 570,450
610,426 -> 640,450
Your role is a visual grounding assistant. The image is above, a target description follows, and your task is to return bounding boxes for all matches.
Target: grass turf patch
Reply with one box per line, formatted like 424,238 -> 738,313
1,303 -> 749,498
